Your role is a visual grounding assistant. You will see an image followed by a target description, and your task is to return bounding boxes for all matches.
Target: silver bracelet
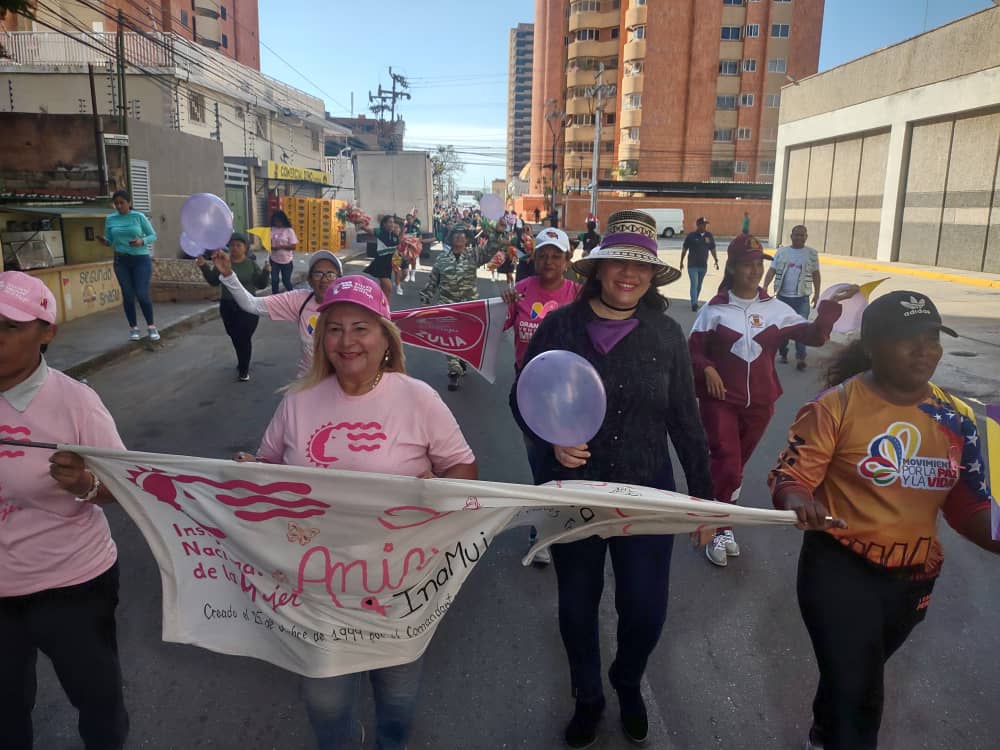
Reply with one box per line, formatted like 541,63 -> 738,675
77,471 -> 101,503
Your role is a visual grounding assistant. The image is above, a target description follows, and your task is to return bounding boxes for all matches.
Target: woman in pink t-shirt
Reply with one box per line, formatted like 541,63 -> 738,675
0,271 -> 129,749
241,275 -> 477,749
268,210 -> 298,294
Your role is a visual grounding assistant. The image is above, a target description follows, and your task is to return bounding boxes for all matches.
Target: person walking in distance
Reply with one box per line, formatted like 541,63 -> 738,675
680,217 -> 718,311
98,190 -> 159,341
268,210 -> 298,294
741,211 -> 751,235
763,225 -> 822,371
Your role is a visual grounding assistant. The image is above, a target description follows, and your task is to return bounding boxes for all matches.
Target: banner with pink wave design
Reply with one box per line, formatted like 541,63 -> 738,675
75,446 -> 797,678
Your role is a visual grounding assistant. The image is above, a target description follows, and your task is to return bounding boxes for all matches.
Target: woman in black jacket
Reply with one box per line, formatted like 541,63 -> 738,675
511,210 -> 713,749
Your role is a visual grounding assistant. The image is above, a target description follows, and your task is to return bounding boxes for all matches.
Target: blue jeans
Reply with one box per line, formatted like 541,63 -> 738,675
270,260 -> 294,294
551,534 -> 675,701
301,657 -> 423,750
778,294 -> 811,360
688,265 -> 707,308
112,253 -> 154,328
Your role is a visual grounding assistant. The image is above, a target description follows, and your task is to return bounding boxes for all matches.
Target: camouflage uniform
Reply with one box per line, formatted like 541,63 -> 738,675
421,235 -> 503,376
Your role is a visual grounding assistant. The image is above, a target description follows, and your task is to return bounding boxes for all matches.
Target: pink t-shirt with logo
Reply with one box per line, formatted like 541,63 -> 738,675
505,276 -> 580,369
257,372 -> 475,477
269,227 -> 298,265
262,289 -> 320,376
0,369 -> 124,596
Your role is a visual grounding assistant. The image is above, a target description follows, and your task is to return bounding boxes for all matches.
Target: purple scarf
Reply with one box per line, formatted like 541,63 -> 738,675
586,317 -> 639,355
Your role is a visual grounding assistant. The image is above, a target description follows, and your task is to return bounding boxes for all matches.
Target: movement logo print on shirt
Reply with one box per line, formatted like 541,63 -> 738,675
306,421 -> 387,468
306,314 -> 318,336
858,421 -> 956,490
530,300 -> 558,320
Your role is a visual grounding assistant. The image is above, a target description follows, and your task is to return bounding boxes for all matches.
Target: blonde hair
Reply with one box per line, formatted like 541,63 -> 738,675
286,306 -> 406,394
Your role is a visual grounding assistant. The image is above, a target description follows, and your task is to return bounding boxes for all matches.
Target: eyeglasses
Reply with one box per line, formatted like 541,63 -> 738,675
310,271 -> 339,281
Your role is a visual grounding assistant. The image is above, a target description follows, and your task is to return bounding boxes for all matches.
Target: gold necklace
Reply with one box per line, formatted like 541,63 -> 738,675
367,369 -> 384,392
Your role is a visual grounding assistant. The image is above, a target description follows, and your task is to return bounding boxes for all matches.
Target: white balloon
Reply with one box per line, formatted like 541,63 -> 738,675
180,193 -> 234,250
479,194 -> 505,221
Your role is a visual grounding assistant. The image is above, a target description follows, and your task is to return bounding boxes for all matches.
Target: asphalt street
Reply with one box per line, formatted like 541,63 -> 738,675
30,254 -> 1000,750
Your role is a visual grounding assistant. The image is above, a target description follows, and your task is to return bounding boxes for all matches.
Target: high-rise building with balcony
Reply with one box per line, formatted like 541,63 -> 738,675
507,23 -> 535,184
5,0 -> 261,70
529,0 -> 825,194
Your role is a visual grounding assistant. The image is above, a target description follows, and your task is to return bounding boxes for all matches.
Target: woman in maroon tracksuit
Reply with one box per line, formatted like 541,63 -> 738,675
688,234 -> 856,567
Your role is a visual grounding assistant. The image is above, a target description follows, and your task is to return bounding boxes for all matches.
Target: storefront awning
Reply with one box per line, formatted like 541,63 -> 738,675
4,205 -> 109,220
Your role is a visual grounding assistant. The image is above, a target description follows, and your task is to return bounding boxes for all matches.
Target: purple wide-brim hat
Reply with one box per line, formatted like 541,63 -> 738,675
572,230 -> 681,286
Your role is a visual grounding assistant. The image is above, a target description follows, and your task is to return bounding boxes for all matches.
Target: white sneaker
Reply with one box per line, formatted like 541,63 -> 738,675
147,326 -> 161,342
706,534 -> 728,567
395,285 -> 403,296
532,546 -> 552,566
128,328 -> 141,341
722,529 -> 740,557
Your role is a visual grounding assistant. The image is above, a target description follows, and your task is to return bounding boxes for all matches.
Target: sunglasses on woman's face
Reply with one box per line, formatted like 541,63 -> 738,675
310,271 -> 339,281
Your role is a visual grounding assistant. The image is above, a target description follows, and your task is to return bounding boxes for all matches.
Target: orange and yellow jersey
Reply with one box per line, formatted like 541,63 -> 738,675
769,376 -> 992,574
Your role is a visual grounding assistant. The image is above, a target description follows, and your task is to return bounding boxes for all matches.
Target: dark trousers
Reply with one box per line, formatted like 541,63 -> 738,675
551,534 -> 675,701
778,294 -> 811,360
270,260 -> 294,293
797,532 -> 934,750
219,298 -> 259,375
699,398 -> 774,511
112,252 -> 154,327
0,563 -> 128,750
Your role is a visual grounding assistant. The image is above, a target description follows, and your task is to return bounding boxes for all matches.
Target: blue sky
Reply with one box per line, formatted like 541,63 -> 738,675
258,0 -> 994,190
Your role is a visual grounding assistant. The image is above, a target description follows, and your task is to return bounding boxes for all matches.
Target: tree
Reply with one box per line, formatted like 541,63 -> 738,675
0,0 -> 34,20
430,145 -> 464,202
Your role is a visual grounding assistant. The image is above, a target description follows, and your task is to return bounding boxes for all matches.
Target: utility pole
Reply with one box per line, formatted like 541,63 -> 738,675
368,67 -> 411,151
212,102 -> 221,141
89,64 -> 109,195
116,10 -> 131,191
588,65 -> 615,219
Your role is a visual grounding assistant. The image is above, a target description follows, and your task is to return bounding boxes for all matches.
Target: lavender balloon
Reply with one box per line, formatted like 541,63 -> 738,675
517,350 -> 607,446
178,231 -> 204,258
180,193 -> 233,250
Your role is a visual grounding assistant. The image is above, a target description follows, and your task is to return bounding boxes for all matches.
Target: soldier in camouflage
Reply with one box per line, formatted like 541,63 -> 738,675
420,225 -> 506,390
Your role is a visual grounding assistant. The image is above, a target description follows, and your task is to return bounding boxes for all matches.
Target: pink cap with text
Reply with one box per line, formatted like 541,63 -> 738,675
0,271 -> 57,324
317,275 -> 391,319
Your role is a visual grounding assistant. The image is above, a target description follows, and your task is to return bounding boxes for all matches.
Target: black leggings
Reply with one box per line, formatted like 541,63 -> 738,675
219,299 -> 259,374
797,531 -> 935,750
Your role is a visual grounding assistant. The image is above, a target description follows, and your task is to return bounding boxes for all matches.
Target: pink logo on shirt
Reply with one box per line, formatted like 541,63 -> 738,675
306,421 -> 387,468
0,424 -> 30,458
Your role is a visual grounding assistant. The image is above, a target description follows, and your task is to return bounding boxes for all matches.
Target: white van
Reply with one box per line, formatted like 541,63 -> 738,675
644,208 -> 685,238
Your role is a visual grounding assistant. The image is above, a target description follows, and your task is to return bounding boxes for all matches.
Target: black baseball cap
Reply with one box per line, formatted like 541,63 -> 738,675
696,216 -> 709,224
860,291 -> 957,341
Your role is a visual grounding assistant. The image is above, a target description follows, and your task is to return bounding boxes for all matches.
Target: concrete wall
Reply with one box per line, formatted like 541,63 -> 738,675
0,113 -> 103,195
128,120 -> 225,258
563,195 -> 771,238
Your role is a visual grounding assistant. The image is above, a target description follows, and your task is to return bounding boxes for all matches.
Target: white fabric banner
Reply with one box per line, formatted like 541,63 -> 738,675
77,447 -> 797,677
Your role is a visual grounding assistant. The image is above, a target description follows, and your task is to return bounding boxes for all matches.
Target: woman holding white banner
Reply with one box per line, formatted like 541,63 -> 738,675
512,210 -> 713,749
246,274 -> 477,750
0,271 -> 129,750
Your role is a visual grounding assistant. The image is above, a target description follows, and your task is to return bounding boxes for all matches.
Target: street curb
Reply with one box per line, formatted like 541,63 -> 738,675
64,305 -> 220,380
817,256 -> 1000,289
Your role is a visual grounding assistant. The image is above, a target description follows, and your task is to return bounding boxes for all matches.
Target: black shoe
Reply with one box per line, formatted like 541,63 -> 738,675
237,370 -> 250,382
564,697 -> 605,749
691,303 -> 698,311
610,670 -> 648,745
459,360 -> 468,373
447,373 -> 460,391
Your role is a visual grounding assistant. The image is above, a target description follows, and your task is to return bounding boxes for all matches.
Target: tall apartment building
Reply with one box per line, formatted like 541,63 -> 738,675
530,0 -> 824,194
506,23 -> 534,183
5,0 -> 261,70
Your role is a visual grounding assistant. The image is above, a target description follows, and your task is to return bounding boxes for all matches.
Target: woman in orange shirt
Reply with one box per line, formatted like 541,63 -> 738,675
769,291 -> 999,750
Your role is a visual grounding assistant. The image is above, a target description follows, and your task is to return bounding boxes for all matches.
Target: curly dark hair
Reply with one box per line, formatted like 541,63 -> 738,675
823,338 -> 871,388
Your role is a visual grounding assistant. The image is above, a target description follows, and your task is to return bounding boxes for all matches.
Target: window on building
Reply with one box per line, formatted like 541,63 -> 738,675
189,92 -> 205,123
716,95 -> 737,110
760,159 -> 776,175
571,114 -> 596,126
576,28 -> 599,41
611,27 -> 619,39
624,93 -> 642,110
737,127 -> 752,140
721,26 -> 741,40
743,58 -> 757,72
711,160 -> 735,178
773,0 -> 791,3
631,25 -> 646,40
625,60 -> 644,76
571,0 -> 601,11
766,93 -> 781,108
605,112 -> 616,125
735,160 -> 750,175
771,23 -> 790,37
634,0 -> 646,5
180,9 -> 188,27
745,24 -> 760,37
723,0 -> 745,5
719,59 -> 740,75
618,159 -> 639,175
740,93 -> 755,106
768,58 -> 787,73
602,141 -> 614,152
762,127 -> 777,141
713,128 -> 735,142
221,33 -> 228,48
256,113 -> 267,137
624,126 -> 640,143
221,6 -> 228,19
311,129 -> 319,152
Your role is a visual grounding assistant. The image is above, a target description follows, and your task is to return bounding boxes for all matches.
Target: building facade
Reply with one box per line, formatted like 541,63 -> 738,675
770,4 -> 1000,273
3,0 -> 261,70
506,23 -> 534,184
529,0 -> 824,195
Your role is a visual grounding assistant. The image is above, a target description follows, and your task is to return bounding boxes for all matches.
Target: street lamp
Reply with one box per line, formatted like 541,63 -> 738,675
545,99 -> 568,227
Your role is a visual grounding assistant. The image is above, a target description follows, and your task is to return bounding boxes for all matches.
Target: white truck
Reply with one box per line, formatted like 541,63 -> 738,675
352,150 -> 434,227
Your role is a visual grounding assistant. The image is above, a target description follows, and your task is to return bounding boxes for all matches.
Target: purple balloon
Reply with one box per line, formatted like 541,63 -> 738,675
180,193 -> 233,250
179,231 -> 204,258
517,350 -> 607,446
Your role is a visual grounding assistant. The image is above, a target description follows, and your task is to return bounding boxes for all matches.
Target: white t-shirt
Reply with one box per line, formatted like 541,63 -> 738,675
257,372 -> 475,477
777,246 -> 810,297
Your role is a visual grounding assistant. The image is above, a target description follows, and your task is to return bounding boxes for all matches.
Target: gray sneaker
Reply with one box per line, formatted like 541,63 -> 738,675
722,529 -> 740,557
705,534 -> 728,567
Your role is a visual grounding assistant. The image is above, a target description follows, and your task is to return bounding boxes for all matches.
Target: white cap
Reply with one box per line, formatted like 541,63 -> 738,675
307,250 -> 343,275
533,227 -> 570,253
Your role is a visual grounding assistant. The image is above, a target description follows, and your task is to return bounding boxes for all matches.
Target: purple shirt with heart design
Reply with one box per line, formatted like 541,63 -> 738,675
505,276 -> 580,369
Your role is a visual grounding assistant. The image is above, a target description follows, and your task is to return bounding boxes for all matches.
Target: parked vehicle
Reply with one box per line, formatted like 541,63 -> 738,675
644,208 -> 685,238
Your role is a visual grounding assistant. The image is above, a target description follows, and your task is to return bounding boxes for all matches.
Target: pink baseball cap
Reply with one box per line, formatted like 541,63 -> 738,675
0,271 -> 57,324
317,274 -> 390,319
